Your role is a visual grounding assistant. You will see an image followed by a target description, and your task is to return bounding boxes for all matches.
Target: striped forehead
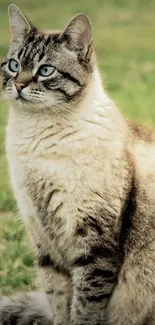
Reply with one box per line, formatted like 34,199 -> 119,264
17,34 -> 56,68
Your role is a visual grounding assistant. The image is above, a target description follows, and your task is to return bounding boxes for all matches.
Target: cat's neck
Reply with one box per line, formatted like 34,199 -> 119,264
76,67 -> 113,117
8,67 -> 125,136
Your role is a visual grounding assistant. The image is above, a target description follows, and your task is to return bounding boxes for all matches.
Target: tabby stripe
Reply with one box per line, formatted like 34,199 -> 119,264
77,284 -> 103,292
45,36 -> 51,47
57,69 -> 83,87
38,254 -> 57,267
55,290 -> 65,296
31,37 -> 45,60
18,49 -> 24,59
78,296 -> 86,307
2,78 -> 8,88
52,87 -> 70,98
91,280 -> 106,288
31,48 -> 42,61
38,52 -> 45,62
87,215 -> 103,235
91,244 -> 115,258
38,254 -> 70,276
22,46 -> 30,61
86,293 -> 110,302
27,34 -> 35,43
73,254 -> 95,267
1,61 -> 7,67
91,268 -> 115,278
43,78 -> 61,88
2,72 -> 11,88
46,289 -> 54,294
82,287 -> 92,292
50,87 -> 82,102
44,189 -> 60,208
2,315 -> 19,325
24,42 -> 38,64
73,245 -> 118,268
51,202 -> 63,216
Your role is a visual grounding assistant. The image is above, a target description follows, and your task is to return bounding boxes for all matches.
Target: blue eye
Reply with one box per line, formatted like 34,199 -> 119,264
9,59 -> 19,73
38,65 -> 55,77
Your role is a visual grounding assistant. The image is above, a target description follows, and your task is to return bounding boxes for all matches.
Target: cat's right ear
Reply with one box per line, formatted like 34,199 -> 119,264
59,13 -> 93,61
8,4 -> 34,43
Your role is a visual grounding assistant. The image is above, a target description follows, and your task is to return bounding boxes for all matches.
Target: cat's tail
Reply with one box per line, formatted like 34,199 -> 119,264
0,292 -> 53,325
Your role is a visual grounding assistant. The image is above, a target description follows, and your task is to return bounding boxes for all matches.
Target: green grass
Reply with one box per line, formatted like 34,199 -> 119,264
1,0 -> 155,294
0,213 -> 36,294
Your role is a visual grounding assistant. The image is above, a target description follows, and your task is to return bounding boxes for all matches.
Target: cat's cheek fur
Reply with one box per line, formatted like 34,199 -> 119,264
11,84 -> 18,99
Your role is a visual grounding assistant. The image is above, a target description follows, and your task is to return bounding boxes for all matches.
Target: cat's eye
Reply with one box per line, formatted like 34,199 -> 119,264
8,59 -> 19,73
38,65 -> 55,77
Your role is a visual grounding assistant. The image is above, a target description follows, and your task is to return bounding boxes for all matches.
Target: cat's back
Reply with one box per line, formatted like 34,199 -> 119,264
128,120 -> 155,143
128,120 -> 155,209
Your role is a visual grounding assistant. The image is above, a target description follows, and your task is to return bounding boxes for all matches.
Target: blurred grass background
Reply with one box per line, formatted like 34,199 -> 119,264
1,0 -> 155,294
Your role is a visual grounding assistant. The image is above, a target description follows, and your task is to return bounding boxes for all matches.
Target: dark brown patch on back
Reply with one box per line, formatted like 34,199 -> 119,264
128,120 -> 155,143
119,150 -> 137,259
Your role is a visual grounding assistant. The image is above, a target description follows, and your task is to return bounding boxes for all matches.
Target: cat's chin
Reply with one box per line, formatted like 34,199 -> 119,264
7,96 -> 55,113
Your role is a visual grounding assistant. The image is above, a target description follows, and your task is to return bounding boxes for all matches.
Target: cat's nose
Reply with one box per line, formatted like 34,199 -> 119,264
15,83 -> 26,93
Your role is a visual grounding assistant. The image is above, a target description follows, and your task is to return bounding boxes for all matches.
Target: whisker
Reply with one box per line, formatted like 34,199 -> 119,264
42,97 -> 70,121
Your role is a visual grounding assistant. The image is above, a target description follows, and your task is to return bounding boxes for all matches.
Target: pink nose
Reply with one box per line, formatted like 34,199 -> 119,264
15,83 -> 26,92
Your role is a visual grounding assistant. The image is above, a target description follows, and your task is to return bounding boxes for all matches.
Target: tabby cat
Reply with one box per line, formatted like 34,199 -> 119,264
1,4 -> 155,325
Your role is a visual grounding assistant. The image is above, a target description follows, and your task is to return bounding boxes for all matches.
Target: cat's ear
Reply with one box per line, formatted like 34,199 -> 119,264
60,13 -> 93,61
8,4 -> 33,43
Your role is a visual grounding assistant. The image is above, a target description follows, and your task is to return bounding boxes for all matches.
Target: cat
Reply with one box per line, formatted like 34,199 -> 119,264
1,3 -> 155,325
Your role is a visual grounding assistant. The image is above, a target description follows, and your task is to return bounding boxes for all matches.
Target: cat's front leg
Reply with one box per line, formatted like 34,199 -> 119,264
70,254 -> 117,325
38,256 -> 72,325
23,215 -> 72,325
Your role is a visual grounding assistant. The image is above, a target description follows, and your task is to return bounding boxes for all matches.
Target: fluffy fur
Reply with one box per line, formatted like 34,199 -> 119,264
1,4 -> 155,325
0,292 -> 52,325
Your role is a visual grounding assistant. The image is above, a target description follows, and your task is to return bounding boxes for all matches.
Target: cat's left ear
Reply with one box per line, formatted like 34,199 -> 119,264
60,13 -> 93,61
8,4 -> 34,43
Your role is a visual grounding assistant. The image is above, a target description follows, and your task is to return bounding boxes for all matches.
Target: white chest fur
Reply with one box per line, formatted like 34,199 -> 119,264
6,103 -> 121,209
6,96 -> 126,267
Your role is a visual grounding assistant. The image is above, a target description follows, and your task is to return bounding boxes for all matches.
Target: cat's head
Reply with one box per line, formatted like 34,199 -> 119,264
1,4 -> 95,113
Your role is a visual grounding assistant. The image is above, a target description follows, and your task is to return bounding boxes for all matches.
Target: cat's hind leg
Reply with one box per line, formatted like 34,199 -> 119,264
105,247 -> 155,325
38,257 -> 72,325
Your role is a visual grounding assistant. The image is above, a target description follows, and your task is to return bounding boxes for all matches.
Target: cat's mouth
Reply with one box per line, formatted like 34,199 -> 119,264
16,93 -> 33,104
16,94 -> 28,102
